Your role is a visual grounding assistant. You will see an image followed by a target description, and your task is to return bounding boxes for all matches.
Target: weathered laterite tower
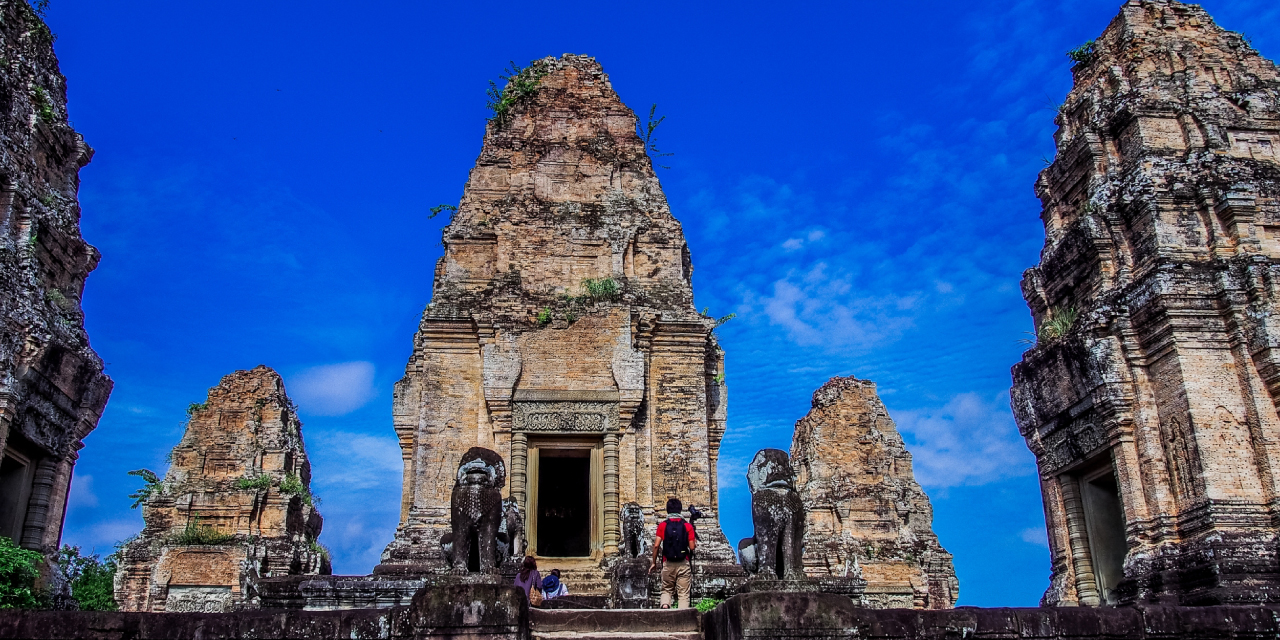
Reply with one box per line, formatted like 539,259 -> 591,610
378,54 -> 743,595
1013,0 -> 1280,606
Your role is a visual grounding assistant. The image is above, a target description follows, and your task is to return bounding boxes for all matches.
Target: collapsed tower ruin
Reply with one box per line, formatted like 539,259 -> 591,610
791,377 -> 958,609
378,54 -> 742,594
0,2 -> 112,566
1012,0 -> 1280,606
115,366 -> 328,612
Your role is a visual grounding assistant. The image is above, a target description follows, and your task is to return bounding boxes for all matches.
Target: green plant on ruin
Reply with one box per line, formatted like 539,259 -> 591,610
1038,305 -> 1078,341
582,277 -> 620,301
713,372 -> 725,385
694,597 -> 723,613
279,472 -> 318,506
307,537 -> 330,561
235,474 -> 273,491
485,60 -> 549,129
37,193 -> 55,206
126,469 -> 162,509
429,203 -> 458,220
637,104 -> 673,169
186,401 -> 208,417
55,546 -> 116,611
535,307 -> 551,325
31,87 -> 54,124
173,518 -> 235,546
45,288 -> 65,306
1066,40 -> 1096,65
0,536 -> 45,610
701,307 -> 736,330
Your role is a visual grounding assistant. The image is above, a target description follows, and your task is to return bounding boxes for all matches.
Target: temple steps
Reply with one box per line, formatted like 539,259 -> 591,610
531,608 -> 700,640
536,559 -> 613,596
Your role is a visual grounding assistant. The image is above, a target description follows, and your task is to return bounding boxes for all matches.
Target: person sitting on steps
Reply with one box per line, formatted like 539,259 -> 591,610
648,497 -> 696,609
542,568 -> 568,600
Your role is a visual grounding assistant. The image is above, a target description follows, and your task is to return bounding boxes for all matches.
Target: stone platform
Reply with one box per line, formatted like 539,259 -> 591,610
4,589 -> 1280,639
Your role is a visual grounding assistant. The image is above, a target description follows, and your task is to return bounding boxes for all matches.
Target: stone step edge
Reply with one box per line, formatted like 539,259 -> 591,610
530,608 -> 700,633
533,634 -> 702,640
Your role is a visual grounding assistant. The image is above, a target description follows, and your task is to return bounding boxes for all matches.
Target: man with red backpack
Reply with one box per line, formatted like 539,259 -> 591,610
648,498 -> 697,609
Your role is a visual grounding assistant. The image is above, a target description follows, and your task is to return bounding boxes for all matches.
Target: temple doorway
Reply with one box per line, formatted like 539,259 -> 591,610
537,453 -> 590,557
524,438 -> 603,559
1081,465 -> 1127,604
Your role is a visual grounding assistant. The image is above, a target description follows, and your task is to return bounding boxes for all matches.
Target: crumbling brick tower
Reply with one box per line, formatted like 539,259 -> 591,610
115,366 -> 328,612
379,54 -> 742,595
791,377 -> 958,609
0,2 -> 112,570
1012,0 -> 1280,606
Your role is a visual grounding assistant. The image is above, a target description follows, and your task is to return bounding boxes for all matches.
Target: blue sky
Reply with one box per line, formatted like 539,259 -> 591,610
49,0 -> 1280,606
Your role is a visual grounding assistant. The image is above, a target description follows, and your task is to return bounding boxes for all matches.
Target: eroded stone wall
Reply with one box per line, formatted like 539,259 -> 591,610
382,55 -> 739,593
790,377 -> 957,609
0,0 -> 112,576
114,366 -> 328,612
1012,0 -> 1280,606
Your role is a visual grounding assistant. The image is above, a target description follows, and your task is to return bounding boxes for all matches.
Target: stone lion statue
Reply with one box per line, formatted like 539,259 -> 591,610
498,497 -> 526,560
440,447 -> 507,573
620,501 -> 649,558
737,448 -> 805,580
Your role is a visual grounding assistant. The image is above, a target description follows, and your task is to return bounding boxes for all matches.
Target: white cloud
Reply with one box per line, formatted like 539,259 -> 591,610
68,474 -> 98,510
91,519 -> 142,549
311,431 -> 402,490
287,361 -> 376,416
806,229 -> 825,242
755,264 -> 919,349
1020,526 -> 1048,547
781,238 -> 804,251
892,392 -> 1036,488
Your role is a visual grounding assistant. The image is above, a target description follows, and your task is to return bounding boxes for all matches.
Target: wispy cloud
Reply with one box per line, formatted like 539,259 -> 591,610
287,362 -> 377,416
310,430 -> 401,491
893,392 -> 1036,488
752,264 -> 920,349
68,473 -> 99,510
1020,526 -> 1048,547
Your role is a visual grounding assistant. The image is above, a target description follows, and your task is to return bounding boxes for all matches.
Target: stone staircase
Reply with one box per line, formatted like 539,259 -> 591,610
538,559 -> 613,597
530,608 -> 701,640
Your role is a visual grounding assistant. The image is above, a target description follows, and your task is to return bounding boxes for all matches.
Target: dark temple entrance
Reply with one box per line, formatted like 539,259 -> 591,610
537,452 -> 591,557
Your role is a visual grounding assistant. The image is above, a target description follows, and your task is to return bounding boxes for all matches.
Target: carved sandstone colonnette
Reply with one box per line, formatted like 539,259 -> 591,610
1012,0 -> 1280,606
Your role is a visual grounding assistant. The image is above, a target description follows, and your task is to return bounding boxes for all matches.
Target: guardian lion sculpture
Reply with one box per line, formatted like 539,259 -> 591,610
737,448 -> 805,579
440,447 -> 507,573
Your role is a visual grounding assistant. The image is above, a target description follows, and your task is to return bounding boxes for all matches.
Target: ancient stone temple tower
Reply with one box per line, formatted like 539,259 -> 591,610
115,367 -> 328,612
791,377 -> 957,609
1012,0 -> 1280,606
0,2 -> 112,562
380,55 -> 739,587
